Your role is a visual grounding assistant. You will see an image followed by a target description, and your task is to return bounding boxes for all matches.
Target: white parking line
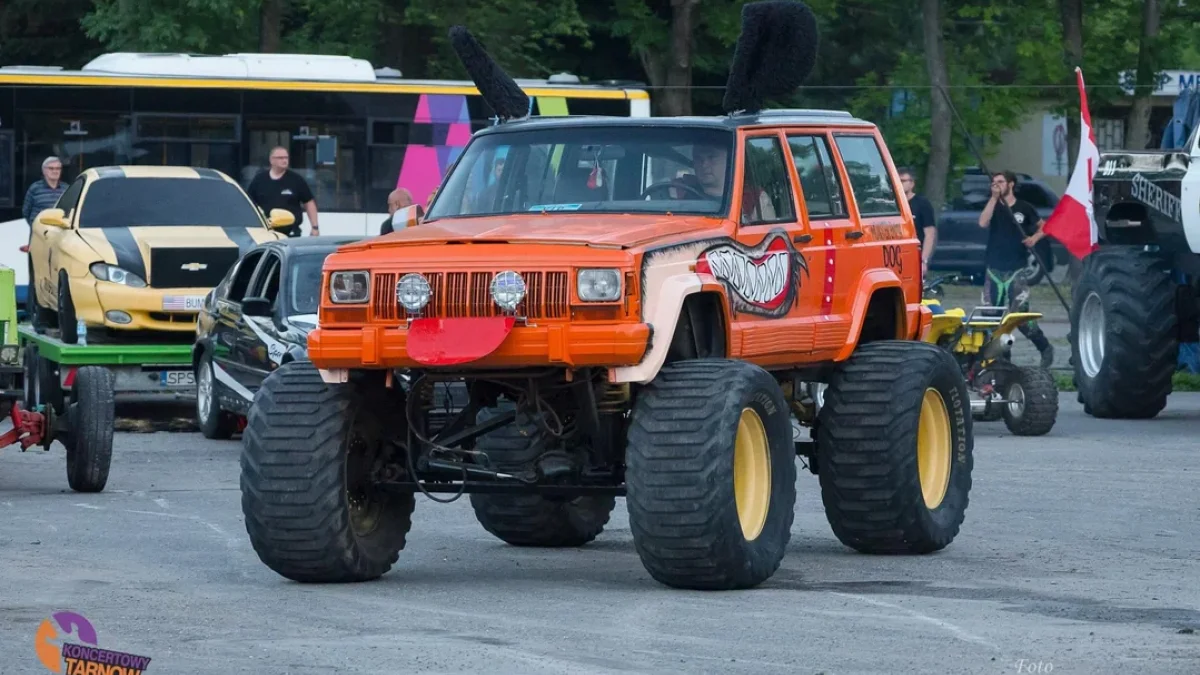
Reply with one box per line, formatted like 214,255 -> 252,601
831,591 -> 1001,651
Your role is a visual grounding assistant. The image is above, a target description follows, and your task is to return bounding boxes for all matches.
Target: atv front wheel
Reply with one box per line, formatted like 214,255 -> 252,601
1001,366 -> 1058,436
625,359 -> 796,590
817,341 -> 973,554
241,361 -> 414,583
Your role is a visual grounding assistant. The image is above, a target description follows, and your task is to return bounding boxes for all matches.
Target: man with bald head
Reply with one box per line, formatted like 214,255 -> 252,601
380,188 -> 424,235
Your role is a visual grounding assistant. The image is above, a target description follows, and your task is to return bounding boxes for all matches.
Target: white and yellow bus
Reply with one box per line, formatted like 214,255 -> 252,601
0,51 -> 651,303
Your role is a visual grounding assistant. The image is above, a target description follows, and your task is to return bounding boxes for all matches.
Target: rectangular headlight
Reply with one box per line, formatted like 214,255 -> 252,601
577,268 -> 622,302
329,271 -> 370,304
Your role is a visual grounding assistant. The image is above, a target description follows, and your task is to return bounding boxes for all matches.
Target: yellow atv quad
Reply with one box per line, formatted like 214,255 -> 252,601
921,273 -> 1058,436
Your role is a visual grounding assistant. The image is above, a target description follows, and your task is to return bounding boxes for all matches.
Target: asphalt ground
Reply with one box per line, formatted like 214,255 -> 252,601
2,394 -> 1199,675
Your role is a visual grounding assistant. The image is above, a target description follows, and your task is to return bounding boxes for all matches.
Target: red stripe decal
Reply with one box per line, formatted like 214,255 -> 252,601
821,230 -> 835,315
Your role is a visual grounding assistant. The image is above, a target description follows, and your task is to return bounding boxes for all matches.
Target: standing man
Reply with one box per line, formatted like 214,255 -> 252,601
380,188 -> 423,235
898,167 -> 937,275
246,146 -> 319,237
23,156 -> 68,227
978,170 -> 1054,368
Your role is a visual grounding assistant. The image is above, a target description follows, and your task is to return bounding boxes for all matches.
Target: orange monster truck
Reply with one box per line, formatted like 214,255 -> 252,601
239,0 -> 975,591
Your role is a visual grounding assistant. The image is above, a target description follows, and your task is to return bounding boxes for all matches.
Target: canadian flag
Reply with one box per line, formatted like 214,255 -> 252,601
1043,67 -> 1101,260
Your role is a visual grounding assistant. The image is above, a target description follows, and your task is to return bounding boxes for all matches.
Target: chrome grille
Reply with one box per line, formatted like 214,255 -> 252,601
371,270 -> 569,321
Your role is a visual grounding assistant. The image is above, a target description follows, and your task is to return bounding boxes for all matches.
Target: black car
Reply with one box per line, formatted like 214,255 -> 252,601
928,169 -> 1072,285
192,236 -> 359,439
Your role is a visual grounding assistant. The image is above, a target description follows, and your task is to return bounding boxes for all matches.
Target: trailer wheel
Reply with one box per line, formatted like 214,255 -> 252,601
65,366 -> 115,493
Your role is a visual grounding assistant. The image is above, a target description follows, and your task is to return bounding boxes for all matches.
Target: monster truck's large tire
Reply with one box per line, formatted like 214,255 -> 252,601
1069,246 -> 1177,419
1001,366 -> 1058,437
625,359 -> 796,590
241,361 -> 414,583
65,366 -> 115,493
817,341 -> 973,554
470,403 -> 615,547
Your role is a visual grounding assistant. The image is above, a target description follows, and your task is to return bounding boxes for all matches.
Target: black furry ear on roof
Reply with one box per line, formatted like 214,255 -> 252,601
722,0 -> 820,115
448,25 -> 531,121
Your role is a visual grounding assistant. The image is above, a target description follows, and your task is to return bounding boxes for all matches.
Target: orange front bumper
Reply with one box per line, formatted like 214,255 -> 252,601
307,321 -> 651,370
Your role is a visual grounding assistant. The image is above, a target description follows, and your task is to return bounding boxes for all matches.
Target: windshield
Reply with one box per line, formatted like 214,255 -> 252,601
78,177 -> 265,229
425,125 -> 735,220
288,253 -> 328,316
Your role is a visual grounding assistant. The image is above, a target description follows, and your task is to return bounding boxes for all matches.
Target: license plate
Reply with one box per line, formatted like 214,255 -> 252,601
162,295 -> 206,312
160,370 -> 195,386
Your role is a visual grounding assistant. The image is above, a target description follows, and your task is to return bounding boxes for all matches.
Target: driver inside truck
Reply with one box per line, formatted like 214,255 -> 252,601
668,143 -> 776,222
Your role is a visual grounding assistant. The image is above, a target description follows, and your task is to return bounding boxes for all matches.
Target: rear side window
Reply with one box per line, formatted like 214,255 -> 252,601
787,134 -> 847,218
227,250 -> 265,303
833,135 -> 902,217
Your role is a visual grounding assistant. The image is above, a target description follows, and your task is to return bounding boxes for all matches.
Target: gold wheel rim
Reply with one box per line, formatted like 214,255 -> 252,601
917,387 -> 952,509
733,407 -> 771,541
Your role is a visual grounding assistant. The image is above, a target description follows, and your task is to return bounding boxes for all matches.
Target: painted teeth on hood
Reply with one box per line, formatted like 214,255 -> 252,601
704,249 -> 788,304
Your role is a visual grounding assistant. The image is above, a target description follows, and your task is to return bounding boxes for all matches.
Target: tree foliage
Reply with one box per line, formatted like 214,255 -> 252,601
5,0 -> 1199,197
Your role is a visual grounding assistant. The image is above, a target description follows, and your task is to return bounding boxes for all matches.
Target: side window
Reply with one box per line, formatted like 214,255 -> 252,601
227,250 -> 265,303
248,254 -> 282,306
832,135 -> 902,217
741,136 -> 796,225
57,177 -> 86,219
786,134 -> 847,219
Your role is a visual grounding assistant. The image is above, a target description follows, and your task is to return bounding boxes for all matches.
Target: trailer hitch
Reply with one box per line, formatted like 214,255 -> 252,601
0,402 -> 54,451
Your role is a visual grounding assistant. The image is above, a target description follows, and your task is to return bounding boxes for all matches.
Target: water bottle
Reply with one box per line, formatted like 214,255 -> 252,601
76,320 -> 87,346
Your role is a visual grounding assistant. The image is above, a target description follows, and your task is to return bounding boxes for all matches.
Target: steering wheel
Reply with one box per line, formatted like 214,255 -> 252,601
641,180 -> 711,201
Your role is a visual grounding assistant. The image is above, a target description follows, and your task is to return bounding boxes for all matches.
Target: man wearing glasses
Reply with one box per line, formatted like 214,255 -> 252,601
246,146 -> 319,238
22,156 -> 67,228
978,170 -> 1054,369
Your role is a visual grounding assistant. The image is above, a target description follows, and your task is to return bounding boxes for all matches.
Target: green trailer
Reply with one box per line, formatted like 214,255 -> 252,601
2,266 -> 196,492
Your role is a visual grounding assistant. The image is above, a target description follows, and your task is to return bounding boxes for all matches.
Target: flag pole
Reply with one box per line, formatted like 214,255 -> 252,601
933,83 -> 1073,315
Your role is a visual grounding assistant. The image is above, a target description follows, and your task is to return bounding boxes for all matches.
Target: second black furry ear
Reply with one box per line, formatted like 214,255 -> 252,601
448,25 -> 531,121
722,0 -> 820,114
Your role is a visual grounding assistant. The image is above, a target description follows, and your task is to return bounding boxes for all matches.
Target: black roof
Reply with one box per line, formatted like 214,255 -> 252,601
472,109 -> 875,138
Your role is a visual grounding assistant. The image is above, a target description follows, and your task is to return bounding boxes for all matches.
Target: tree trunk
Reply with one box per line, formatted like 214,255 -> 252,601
1126,0 -> 1161,150
639,0 -> 698,117
1058,0 -> 1084,166
259,0 -> 283,53
921,0 -> 951,220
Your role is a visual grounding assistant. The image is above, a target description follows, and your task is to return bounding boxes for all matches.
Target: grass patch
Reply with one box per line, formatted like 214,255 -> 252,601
1053,370 -> 1200,392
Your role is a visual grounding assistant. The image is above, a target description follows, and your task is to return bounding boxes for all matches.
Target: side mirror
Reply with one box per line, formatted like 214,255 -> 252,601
242,296 -> 272,317
267,208 -> 296,230
37,208 -> 68,229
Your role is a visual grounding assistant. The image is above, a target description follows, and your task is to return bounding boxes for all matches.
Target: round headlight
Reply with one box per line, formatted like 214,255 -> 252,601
396,273 -> 432,313
490,271 -> 526,312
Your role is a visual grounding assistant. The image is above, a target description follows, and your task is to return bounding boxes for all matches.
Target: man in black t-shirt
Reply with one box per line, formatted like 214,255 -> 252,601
898,168 -> 937,274
246,146 -> 319,238
978,171 -> 1053,368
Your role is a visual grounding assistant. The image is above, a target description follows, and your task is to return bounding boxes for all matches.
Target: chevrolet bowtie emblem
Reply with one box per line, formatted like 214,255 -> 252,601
180,263 -> 208,271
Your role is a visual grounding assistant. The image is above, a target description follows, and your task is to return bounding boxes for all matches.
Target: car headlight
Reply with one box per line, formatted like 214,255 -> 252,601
396,273 -> 431,313
490,271 -> 526,312
329,271 -> 369,304
89,262 -> 147,288
577,268 -> 622,302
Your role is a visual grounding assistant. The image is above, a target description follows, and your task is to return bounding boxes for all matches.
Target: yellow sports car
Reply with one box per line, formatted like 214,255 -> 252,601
26,166 -> 294,344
